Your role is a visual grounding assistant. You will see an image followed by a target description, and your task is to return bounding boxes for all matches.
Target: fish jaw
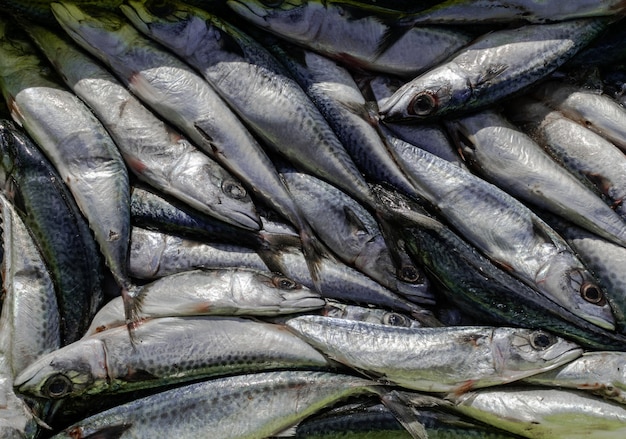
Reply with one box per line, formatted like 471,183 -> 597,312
379,64 -> 470,121
14,339 -> 108,399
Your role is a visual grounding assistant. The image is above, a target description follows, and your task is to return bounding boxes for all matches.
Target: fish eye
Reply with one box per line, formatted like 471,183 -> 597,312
272,275 -> 299,290
529,331 -> 555,350
397,264 -> 421,283
408,92 -> 437,116
382,312 -> 411,327
260,0 -> 285,7
43,374 -> 73,399
221,179 -> 247,200
146,0 -> 175,16
580,281 -> 606,306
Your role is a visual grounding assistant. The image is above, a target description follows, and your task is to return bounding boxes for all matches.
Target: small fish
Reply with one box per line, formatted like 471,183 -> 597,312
84,268 -> 325,336
50,371 -> 382,439
226,0 -> 472,77
287,315 -> 582,393
15,316 -> 332,399
530,79 -> 626,152
380,19 -> 608,120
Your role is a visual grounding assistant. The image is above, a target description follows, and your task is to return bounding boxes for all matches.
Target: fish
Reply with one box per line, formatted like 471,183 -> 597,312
446,109 -> 626,247
50,2 -> 262,232
226,0 -> 472,77
84,268 -> 325,336
405,0 -> 626,24
15,316 -> 333,399
379,19 -> 608,120
383,133 -> 616,331
286,315 -> 582,393
0,119 -> 102,345
530,79 -> 626,152
508,96 -> 626,221
50,371 -> 382,439
322,301 -> 424,328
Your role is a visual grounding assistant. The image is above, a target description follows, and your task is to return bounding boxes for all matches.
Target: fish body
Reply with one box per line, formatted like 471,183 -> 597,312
50,2 -> 261,232
85,268 -> 324,336
15,316 -> 332,399
447,109 -> 626,247
380,19 -> 607,120
287,315 -> 582,392
0,120 -> 102,345
0,20 -> 130,295
386,133 -> 615,331
51,371 -> 380,439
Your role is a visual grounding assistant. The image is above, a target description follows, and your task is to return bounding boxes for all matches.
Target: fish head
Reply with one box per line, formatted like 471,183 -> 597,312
492,328 -> 582,378
13,339 -> 108,399
323,301 -> 421,328
227,0 -> 321,41
51,2 -> 134,60
538,253 -> 616,331
121,0 -> 210,58
379,64 -> 470,122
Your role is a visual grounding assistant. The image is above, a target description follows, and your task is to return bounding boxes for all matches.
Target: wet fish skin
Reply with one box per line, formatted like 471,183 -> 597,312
379,19 -> 608,121
84,268 -> 325,336
15,316 -> 333,399
0,193 -> 60,439
508,96 -> 626,221
384,133 -> 615,331
226,0 -> 472,77
522,351 -> 626,404
50,1 -> 262,232
286,315 -> 582,393
50,371 -> 381,439
0,119 -> 102,345
530,79 -> 626,152
446,109 -> 626,248
0,21 -> 131,296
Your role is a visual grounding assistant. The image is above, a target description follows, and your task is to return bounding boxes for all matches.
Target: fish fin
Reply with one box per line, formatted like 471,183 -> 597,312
582,171 -> 613,196
448,379 -> 476,397
69,424 -> 132,439
271,425 -> 298,437
122,285 -> 143,346
257,232 -> 302,273
380,390 -> 430,439
375,22 -> 413,60
299,225 -> 328,293
343,205 -> 370,236
473,64 -> 508,91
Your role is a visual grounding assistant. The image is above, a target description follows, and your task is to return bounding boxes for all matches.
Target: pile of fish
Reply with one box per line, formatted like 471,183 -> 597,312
2,0 -> 626,437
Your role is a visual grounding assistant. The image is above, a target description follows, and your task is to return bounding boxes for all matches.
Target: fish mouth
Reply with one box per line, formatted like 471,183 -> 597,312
228,210 -> 262,231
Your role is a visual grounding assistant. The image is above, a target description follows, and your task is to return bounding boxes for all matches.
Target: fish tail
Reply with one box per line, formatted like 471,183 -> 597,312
256,231 -> 301,273
121,285 -> 142,345
379,390 -> 430,439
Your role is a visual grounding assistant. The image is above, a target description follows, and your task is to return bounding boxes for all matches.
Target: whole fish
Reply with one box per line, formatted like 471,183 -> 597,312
379,19 -> 607,121
446,109 -> 626,247
50,2 -> 262,232
0,193 -> 59,438
530,80 -> 626,152
15,316 -> 333,399
508,96 -> 626,221
392,198 -> 626,350
279,166 -> 433,303
226,0 -> 472,77
84,268 -> 324,336
383,133 -> 615,331
406,0 -> 626,24
446,388 -> 626,438
50,371 -> 382,439
127,227 -> 437,322
0,19 -> 131,299
287,315 -> 582,393
0,120 -> 102,345
26,24 -> 261,231
120,0 -> 379,210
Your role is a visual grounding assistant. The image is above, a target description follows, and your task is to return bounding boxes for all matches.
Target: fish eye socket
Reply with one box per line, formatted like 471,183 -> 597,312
146,0 -> 175,16
222,179 -> 247,200
43,374 -> 73,399
580,282 -> 606,306
397,265 -> 421,283
529,331 -> 555,350
383,312 -> 411,327
272,275 -> 298,290
408,92 -> 437,116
